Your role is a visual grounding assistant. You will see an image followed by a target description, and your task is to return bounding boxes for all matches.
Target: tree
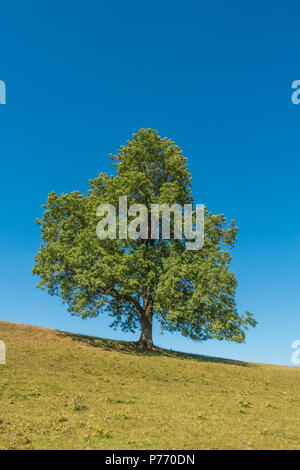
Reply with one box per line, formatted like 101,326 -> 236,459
32,129 -> 256,349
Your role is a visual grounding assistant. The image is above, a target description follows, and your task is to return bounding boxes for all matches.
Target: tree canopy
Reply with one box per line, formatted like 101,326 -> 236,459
33,128 -> 256,348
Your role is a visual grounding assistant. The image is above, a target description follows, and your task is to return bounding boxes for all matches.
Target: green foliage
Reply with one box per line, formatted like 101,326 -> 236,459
32,128 -> 256,343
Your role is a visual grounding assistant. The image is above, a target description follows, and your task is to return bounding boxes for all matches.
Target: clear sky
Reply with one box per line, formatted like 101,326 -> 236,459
1,1 -> 299,366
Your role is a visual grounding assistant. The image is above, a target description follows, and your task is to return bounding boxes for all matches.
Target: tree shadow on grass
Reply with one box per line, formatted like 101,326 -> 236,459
58,331 -> 252,368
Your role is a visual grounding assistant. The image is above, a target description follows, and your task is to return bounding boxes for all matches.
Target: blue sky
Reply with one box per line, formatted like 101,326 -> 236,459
0,1 -> 299,365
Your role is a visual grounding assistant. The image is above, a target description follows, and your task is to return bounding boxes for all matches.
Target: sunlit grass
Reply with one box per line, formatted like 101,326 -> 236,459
0,321 -> 299,450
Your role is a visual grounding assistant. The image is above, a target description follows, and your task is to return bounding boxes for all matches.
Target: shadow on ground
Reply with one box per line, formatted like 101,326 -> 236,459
58,331 -> 250,367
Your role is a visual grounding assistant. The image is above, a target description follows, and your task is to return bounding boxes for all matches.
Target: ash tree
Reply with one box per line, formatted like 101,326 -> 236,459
33,128 -> 256,349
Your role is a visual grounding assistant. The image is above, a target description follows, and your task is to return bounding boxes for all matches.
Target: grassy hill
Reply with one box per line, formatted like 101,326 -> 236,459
0,321 -> 299,450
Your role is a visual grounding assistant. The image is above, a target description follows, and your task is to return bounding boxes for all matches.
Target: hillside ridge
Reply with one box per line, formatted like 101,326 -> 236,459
0,320 -> 299,450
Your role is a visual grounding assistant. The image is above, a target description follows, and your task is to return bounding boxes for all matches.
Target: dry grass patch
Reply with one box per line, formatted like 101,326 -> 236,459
0,321 -> 299,449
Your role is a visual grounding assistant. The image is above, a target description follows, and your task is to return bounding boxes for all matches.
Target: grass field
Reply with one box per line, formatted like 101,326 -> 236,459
0,321 -> 299,450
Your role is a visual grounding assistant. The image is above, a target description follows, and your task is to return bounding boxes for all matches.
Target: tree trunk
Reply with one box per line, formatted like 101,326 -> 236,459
138,295 -> 154,349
